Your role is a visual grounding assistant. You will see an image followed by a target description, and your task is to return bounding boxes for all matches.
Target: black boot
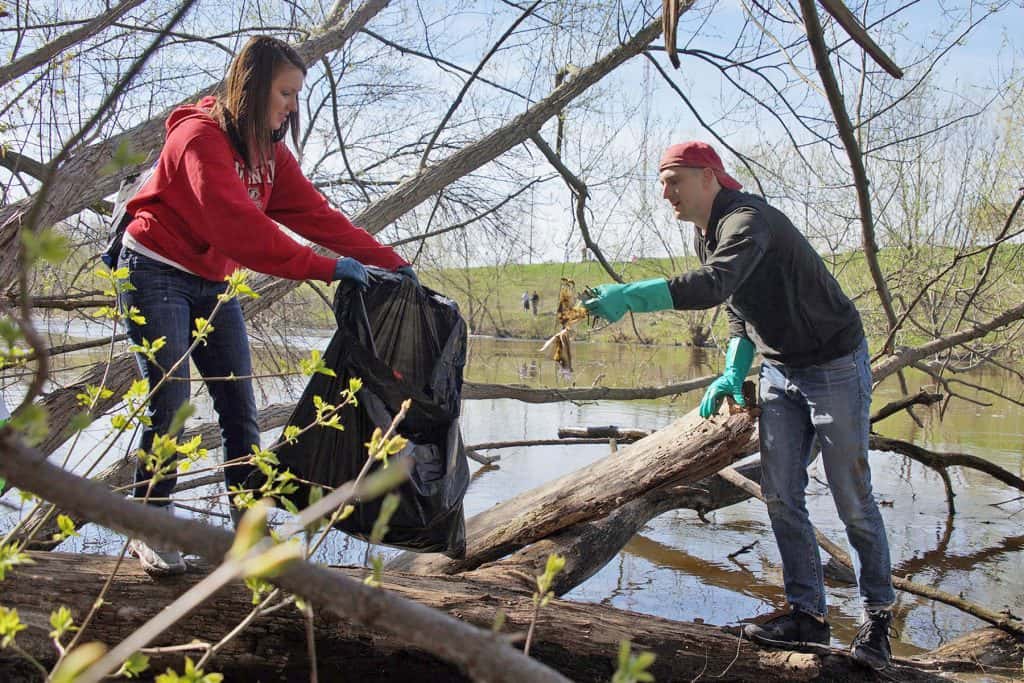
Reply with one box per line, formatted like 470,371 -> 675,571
743,608 -> 830,647
850,610 -> 894,670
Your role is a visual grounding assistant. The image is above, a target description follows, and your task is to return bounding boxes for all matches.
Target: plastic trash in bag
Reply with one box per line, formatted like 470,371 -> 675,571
270,268 -> 469,557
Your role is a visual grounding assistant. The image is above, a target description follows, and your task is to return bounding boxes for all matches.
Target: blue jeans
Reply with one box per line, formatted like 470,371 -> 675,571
758,339 -> 894,616
119,249 -> 258,503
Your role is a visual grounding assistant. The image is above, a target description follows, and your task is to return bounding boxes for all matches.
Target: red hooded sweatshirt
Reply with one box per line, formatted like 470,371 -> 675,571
125,96 -> 407,282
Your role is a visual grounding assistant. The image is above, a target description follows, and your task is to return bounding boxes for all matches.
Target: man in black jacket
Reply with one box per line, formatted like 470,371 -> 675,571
584,141 -> 896,669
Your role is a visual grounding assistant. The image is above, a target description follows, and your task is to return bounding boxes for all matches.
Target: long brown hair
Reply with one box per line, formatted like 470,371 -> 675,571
212,36 -> 306,170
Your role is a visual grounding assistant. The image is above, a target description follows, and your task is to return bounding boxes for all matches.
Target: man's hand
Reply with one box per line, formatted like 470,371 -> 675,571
699,337 -> 755,418
334,257 -> 368,289
582,278 -> 674,323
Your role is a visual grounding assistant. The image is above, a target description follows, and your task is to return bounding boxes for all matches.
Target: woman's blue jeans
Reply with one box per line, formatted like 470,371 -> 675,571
119,249 -> 258,503
758,339 -> 895,616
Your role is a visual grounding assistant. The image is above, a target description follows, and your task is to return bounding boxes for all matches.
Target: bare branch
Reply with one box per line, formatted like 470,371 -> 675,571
0,0 -> 147,88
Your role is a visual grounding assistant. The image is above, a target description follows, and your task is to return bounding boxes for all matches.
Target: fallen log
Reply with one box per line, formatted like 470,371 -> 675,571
557,425 -> 653,440
467,459 -> 765,595
0,432 -> 571,683
906,627 -> 1024,674
388,408 -> 758,575
0,552 -> 950,682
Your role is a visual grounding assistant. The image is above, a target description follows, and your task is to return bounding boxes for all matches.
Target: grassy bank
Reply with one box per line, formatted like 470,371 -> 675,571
404,248 -> 1020,352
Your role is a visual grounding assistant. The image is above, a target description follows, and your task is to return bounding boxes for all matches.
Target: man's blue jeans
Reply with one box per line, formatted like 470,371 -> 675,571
120,249 -> 258,503
758,339 -> 895,617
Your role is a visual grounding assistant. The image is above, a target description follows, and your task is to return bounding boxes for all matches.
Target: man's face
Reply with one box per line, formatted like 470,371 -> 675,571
660,166 -> 708,224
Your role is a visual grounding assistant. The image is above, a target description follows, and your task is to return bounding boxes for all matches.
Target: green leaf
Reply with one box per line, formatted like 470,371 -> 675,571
115,651 -> 150,678
48,606 -> 77,639
0,543 -> 34,580
53,514 -> 79,541
239,540 -> 302,579
282,425 -> 301,444
363,555 -> 384,588
0,606 -> 26,647
191,316 -> 215,345
167,402 -> 196,436
154,656 -> 224,683
68,411 -> 94,434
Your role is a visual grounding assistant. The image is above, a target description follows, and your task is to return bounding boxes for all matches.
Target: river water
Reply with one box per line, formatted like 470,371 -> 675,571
461,338 -> 1024,659
2,333 -> 1022,662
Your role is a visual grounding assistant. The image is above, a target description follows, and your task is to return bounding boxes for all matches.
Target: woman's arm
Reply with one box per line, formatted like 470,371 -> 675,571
172,133 -> 338,281
265,146 -> 408,270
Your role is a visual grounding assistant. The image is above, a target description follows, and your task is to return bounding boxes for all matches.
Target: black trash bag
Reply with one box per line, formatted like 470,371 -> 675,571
271,268 -> 469,557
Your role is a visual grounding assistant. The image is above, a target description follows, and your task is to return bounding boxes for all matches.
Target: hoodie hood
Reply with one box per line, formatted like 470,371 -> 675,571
165,95 -> 219,135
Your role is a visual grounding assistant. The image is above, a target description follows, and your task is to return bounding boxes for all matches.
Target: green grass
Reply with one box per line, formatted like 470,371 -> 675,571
410,247 -> 1024,354
52,239 -> 1022,357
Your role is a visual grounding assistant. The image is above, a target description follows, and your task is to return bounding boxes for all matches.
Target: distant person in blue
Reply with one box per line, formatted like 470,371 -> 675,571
583,141 -> 896,669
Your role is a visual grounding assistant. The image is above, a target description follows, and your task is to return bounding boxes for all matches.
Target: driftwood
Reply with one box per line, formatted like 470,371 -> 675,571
388,408 -> 758,575
1,552 -> 956,683
557,425 -> 654,440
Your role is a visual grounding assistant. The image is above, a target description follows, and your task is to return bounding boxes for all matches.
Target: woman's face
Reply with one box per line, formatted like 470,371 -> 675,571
267,65 -> 304,132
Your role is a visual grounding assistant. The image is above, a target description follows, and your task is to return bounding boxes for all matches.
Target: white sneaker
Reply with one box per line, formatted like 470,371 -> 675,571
128,504 -> 186,576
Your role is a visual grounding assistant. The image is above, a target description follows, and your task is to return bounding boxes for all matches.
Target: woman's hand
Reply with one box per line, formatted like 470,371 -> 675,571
334,257 -> 368,289
396,264 -> 418,284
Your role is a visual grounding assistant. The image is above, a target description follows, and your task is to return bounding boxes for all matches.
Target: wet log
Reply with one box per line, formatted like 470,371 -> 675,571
0,552 -> 948,683
388,408 -> 758,575
0,432 -> 570,683
557,425 -> 653,440
907,627 -> 1024,674
467,459 -> 764,596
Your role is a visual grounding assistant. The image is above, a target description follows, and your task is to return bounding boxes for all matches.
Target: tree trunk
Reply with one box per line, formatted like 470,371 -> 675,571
0,552 -> 951,683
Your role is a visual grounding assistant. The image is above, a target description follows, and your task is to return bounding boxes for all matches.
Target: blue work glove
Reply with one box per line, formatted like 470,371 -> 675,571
699,337 -> 755,418
334,257 -> 368,289
396,264 -> 418,284
582,278 -> 674,323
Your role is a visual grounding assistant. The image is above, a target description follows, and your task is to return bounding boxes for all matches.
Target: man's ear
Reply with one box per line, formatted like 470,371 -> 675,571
703,167 -> 717,188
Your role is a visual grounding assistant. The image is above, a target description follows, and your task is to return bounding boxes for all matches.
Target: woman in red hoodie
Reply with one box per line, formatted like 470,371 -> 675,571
120,36 -> 412,575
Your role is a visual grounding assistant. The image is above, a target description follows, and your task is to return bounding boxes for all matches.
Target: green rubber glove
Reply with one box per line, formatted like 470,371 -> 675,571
699,337 -> 755,418
582,278 -> 674,323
